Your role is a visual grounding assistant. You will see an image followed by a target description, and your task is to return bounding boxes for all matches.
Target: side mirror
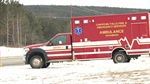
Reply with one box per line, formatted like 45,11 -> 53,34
48,42 -> 52,46
48,41 -> 54,46
59,41 -> 62,44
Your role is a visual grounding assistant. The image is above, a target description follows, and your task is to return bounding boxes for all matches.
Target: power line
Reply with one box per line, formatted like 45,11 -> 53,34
73,6 -> 107,15
77,6 -> 104,14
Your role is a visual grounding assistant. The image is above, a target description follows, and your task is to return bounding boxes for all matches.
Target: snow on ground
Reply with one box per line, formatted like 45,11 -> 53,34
0,46 -> 150,83
0,56 -> 150,83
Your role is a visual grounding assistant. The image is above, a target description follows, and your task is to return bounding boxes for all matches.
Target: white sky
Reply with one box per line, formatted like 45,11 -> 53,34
16,0 -> 150,9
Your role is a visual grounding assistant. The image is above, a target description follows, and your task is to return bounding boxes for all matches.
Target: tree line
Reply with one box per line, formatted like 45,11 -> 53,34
0,0 -> 70,47
25,5 -> 150,18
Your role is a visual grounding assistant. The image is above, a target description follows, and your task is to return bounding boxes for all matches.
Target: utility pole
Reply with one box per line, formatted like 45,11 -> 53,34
70,4 -> 72,18
70,4 -> 72,32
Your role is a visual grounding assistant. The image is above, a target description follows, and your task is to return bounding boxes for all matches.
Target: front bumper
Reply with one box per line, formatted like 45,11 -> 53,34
22,47 -> 29,64
23,55 -> 28,64
23,55 -> 26,61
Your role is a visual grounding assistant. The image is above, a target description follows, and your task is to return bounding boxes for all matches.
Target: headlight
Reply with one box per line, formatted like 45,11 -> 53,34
24,47 -> 29,52
23,47 -> 29,55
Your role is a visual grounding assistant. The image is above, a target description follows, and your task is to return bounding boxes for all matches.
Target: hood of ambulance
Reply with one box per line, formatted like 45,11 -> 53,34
25,43 -> 45,49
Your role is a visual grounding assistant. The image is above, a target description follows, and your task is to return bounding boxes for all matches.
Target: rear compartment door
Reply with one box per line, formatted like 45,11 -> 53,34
131,23 -> 148,49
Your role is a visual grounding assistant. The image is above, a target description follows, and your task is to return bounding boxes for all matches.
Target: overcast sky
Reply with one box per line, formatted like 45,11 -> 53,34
16,0 -> 150,9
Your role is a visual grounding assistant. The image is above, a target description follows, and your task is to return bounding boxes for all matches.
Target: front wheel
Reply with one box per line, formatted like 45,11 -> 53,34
30,55 -> 44,69
113,52 -> 127,63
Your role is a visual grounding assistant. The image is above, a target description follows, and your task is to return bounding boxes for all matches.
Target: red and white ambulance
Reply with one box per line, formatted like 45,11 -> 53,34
23,12 -> 150,68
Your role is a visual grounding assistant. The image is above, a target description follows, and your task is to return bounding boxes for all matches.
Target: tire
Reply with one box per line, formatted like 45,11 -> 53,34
113,52 -> 127,63
29,55 -> 44,69
42,63 -> 50,68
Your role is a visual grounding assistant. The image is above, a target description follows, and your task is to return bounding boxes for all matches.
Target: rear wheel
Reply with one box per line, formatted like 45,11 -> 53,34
113,52 -> 127,63
30,55 -> 44,69
42,63 -> 50,68
126,57 -> 131,62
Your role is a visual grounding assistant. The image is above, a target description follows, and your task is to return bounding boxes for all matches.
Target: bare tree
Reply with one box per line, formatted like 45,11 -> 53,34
6,2 -> 9,46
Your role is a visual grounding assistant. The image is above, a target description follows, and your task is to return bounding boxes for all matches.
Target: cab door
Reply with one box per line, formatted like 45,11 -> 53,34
46,34 -> 72,61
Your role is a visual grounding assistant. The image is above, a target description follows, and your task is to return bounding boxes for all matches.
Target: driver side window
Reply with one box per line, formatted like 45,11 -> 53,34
51,35 -> 66,45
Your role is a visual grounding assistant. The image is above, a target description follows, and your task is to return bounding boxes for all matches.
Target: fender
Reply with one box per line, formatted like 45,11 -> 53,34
25,48 -> 48,64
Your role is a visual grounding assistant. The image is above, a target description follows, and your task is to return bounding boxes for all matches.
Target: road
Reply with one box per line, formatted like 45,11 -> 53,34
0,56 -> 25,66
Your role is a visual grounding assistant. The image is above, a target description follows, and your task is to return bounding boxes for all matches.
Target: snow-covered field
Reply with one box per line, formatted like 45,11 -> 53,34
0,47 -> 150,83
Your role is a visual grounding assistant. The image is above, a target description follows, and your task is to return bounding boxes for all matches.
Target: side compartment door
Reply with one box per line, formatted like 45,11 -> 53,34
46,34 -> 72,60
131,23 -> 140,49
71,19 -> 85,60
82,19 -> 99,59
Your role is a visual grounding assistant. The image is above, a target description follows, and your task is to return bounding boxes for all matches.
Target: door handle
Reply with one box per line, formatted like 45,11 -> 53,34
66,46 -> 68,49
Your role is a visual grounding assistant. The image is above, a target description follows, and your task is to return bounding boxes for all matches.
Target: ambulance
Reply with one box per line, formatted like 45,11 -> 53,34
23,12 -> 150,68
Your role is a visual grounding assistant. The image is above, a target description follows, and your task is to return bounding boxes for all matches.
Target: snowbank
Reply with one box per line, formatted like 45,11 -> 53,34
0,46 -> 23,57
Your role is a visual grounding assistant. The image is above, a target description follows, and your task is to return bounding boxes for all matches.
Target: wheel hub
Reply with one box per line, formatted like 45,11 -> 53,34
116,55 -> 124,62
118,56 -> 123,60
33,58 -> 41,66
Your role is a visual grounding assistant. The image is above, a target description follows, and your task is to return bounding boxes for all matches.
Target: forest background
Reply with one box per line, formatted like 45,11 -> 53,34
0,0 -> 150,47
